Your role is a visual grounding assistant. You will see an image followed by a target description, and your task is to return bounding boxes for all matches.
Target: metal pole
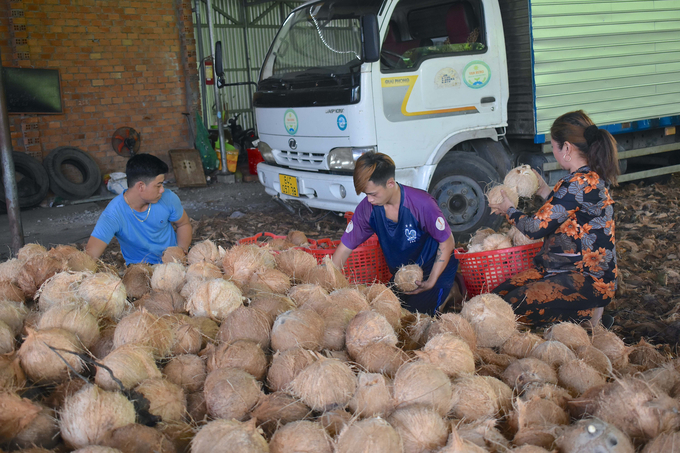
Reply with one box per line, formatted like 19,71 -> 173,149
204,0 -> 230,175
241,0 -> 255,128
194,0 -> 209,124
0,58 -> 25,254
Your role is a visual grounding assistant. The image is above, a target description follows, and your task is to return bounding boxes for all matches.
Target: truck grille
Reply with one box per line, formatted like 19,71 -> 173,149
277,150 -> 326,169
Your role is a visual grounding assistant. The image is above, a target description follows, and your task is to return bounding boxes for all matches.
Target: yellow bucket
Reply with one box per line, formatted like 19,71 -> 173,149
226,149 -> 239,173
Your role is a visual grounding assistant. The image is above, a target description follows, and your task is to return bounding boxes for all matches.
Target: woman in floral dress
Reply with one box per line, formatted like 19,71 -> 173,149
488,110 -> 620,326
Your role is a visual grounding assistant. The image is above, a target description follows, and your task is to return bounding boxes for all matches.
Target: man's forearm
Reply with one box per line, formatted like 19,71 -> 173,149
175,224 -> 192,252
427,234 -> 454,284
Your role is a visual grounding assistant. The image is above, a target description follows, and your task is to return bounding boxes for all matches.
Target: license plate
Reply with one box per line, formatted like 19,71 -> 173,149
279,174 -> 299,197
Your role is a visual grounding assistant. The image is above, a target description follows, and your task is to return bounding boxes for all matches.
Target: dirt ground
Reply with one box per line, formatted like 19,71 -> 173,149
2,172 -> 679,350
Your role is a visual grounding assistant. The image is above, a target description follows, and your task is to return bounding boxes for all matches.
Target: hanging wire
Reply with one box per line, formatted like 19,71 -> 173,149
309,6 -> 360,61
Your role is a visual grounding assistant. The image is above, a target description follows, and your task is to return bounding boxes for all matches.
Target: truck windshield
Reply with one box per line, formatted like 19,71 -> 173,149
260,1 -> 382,84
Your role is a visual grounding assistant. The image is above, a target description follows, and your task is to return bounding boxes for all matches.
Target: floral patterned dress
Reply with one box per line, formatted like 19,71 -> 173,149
493,166 -> 617,325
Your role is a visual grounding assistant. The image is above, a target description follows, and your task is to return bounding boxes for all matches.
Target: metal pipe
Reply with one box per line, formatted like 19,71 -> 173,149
241,0 -> 255,128
205,0 -> 229,174
0,53 -> 25,254
194,0 -> 209,124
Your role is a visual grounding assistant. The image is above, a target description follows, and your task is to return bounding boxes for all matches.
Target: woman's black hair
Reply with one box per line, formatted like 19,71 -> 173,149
126,154 -> 169,187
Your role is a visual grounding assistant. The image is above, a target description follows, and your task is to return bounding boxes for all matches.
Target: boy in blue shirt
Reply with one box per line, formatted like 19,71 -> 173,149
86,154 -> 192,265
332,152 -> 456,314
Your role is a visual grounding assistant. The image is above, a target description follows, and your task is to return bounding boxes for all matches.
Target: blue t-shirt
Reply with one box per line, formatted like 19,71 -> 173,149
92,189 -> 184,265
341,184 -> 457,281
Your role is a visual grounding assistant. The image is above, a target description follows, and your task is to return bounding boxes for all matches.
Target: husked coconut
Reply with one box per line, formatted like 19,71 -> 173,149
222,244 -> 275,289
37,303 -> 100,349
191,419 -> 268,453
641,364 -> 680,395
461,293 -> 517,348
543,322 -> 590,350
0,300 -> 28,336
303,256 -> 349,292
318,408 -> 352,438
486,183 -> 519,207
42,379 -> 87,411
482,233 -> 513,251
592,326 -> 630,370
59,384 -> 136,449
328,287 -> 370,314
558,359 -> 606,396
367,284 -> 402,329
151,262 -> 186,293
290,356 -> 357,412
348,372 -> 393,418
481,375 -> 513,415
250,293 -> 296,323
37,271 -> 88,310
450,375 -> 501,421
355,341 -> 409,377
502,358 -> 558,391
508,396 -> 570,434
16,254 -> 64,299
17,243 -> 48,262
185,261 -> 222,281
507,226 -> 543,247
275,249 -> 318,282
345,310 -> 398,358
400,312 -> 432,351
555,418 -> 634,453
335,417 -> 403,453
388,406 -> 448,453
77,272 -> 128,319
91,323 -> 116,360
288,284 -> 330,314
269,420 -> 332,453
162,246 -> 186,264
0,280 -> 26,303
204,367 -> 263,420
426,312 -> 477,350
186,278 -> 243,320
17,328 -> 84,383
217,306 -> 271,348
287,230 -> 310,247
72,447 -> 123,453
135,378 -> 186,422
501,331 -> 544,359
168,317 -> 202,355
248,268 -> 291,295
186,391 -> 207,422
504,164 -> 539,198
512,426 -> 558,450
628,338 -> 667,371
439,429 -> 488,453
320,305 -> 356,351
0,258 -> 22,284
642,431 -> 680,453
98,423 -> 175,453
95,344 -> 161,390
47,245 -> 97,273
0,353 -> 26,389
521,382 -> 572,410
468,228 -> 496,249
155,420 -> 194,453
530,341 -> 577,368
393,360 -> 452,415
456,418 -> 512,451
5,404 -> 59,450
187,240 -> 220,265
571,346 -> 613,377
136,290 -> 185,315
267,346 -> 318,392
476,347 -> 515,369
122,263 -> 153,300
416,333 -> 475,378
113,309 -> 174,358
205,340 -> 267,380
267,237 -> 296,251
185,316 -> 219,347
271,308 -> 325,352
163,354 -> 206,393
250,392 -> 311,437
0,391 -> 42,442
0,322 -> 14,354
394,264 -> 423,292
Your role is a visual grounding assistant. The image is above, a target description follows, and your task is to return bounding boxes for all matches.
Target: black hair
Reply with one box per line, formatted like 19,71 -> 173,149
353,152 -> 396,194
126,154 -> 169,187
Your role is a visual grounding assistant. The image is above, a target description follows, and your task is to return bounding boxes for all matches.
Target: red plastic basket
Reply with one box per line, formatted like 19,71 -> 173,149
454,242 -> 543,297
305,238 -> 391,285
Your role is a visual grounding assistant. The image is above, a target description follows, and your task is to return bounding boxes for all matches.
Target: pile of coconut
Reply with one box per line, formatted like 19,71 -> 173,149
465,226 -> 543,254
1,238 -> 679,453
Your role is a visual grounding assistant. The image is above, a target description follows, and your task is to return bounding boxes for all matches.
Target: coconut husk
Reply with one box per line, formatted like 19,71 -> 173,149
37,271 -> 88,311
512,426 -> 558,450
0,281 -> 25,303
99,423 -> 176,453
267,346 -> 318,392
48,245 -> 98,272
320,306 -> 356,351
425,312 -> 477,352
269,420 -> 332,453
217,306 -> 271,349
328,287 -> 370,314
249,294 -> 296,323
0,301 -> 28,336
461,293 -> 517,348
122,263 -> 153,300
508,396 -> 570,434
191,419 -> 268,453
0,258 -> 22,284
482,234 -> 513,251
455,418 -> 512,452
0,391 -> 42,440
366,284 -> 401,328
287,284 -> 330,314
1,400 -> 59,451
185,316 -> 218,348
161,246 -> 186,265
76,272 -> 128,320
303,256 -> 349,292
393,264 -> 423,292
266,237 -> 297,251
205,340 -> 267,380
449,375 -> 501,421
222,244 -> 275,289
476,363 -> 505,380
501,331 -> 544,359
0,320 -> 14,354
136,290 -> 186,316
345,310 -> 397,359
354,341 -> 408,378
186,391 -> 207,423
185,262 -> 222,284
287,230 -> 310,247
275,249 -> 317,282
16,255 -> 64,299
416,333 -> 475,379
187,240 -> 220,266
186,278 -> 243,320
90,322 -> 116,360
504,164 -> 539,198
558,359 -> 607,396
317,408 -> 352,438
592,326 -> 630,371
270,308 -> 325,352
348,372 -> 393,418
543,322 -> 590,351
521,382 -> 572,411
388,406 -> 448,453
400,312 -> 432,351
641,364 -> 680,395
439,428 -> 488,453
17,327 -> 84,383
290,355 -> 357,412
42,378 -> 87,410
59,384 -> 136,449
113,309 -> 174,358
486,183 -> 519,207
530,341 -> 577,368
507,226 -> 543,247
247,268 -> 291,295
166,320 -> 201,356
151,262 -> 186,293
250,392 -> 311,438
0,353 -> 26,389
393,361 -> 452,416
642,431 -> 680,453
574,345 -> 613,376
501,358 -> 558,391
162,354 -> 206,393
37,303 -> 100,349
336,417 -> 403,453
628,338 -> 667,371
135,378 -> 186,422
95,344 -> 161,390
555,418 -> 635,453
204,367 -> 263,421
155,420 -> 194,453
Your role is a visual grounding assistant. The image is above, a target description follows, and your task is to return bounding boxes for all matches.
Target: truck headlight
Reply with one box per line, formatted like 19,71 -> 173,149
328,147 -> 376,171
258,141 -> 276,164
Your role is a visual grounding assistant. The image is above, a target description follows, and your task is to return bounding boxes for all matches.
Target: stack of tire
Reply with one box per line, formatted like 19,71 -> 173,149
0,147 -> 101,209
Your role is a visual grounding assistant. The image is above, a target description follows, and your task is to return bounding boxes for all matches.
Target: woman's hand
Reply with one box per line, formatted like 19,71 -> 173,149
533,169 -> 552,200
488,189 -> 515,215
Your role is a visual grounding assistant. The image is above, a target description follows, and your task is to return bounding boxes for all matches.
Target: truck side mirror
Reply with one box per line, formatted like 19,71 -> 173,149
361,14 -> 380,63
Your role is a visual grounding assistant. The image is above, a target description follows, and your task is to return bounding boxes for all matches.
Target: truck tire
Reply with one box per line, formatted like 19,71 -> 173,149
0,151 -> 50,208
43,146 -> 101,200
429,153 -> 503,241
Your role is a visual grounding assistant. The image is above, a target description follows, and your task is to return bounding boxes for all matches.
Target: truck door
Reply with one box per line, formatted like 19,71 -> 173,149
373,0 -> 505,170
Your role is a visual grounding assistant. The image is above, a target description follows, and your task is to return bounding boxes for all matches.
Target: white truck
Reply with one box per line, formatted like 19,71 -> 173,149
253,0 -> 680,237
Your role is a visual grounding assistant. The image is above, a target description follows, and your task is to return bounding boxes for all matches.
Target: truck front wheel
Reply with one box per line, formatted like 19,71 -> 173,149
429,153 -> 503,241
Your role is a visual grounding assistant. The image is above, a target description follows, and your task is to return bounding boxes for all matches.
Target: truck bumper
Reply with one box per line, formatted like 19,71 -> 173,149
257,163 -> 362,212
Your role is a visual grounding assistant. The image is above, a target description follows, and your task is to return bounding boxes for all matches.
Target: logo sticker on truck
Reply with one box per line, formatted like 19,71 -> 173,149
435,68 -> 461,89
337,115 -> 347,131
463,61 -> 491,89
284,109 -> 298,135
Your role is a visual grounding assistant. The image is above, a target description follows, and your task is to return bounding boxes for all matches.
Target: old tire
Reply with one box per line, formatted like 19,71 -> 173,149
429,153 -> 503,241
0,152 -> 50,208
43,146 -> 101,200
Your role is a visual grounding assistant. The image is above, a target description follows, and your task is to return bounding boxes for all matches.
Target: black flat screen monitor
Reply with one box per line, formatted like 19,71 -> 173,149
2,67 -> 63,114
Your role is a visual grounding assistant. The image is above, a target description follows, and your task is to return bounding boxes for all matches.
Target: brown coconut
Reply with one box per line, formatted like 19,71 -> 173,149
269,420 -> 332,453
449,375 -> 501,421
592,327 -> 630,370
59,384 -> 136,449
367,284 -> 402,329
250,293 -> 296,323
151,262 -> 186,293
290,356 -> 357,411
186,278 -> 243,320
191,419 -> 268,453
250,392 -> 311,437
508,396 -> 570,435
481,375 -> 513,415
425,313 -> 477,352
135,378 -> 186,422
501,331 -> 544,359
555,417 -> 635,453
162,354 -> 206,393
0,391 -> 42,442
393,360 -> 452,415
161,246 -> 186,265
276,249 -> 318,283
168,319 -> 202,355
98,423 -> 175,453
543,321 -> 590,350
0,301 -> 27,336
0,281 -> 25,303
439,429 -> 487,453
388,406 -> 448,453
558,359 -> 607,396
482,233 -> 513,251
91,322 -> 116,360
72,447 -> 123,453
0,320 -> 15,354
77,272 -> 128,319
217,306 -> 271,348
355,340 -> 409,377
16,243 -> 48,263
17,328 -> 84,383
0,353 -> 26,389
205,340 -> 267,380
507,225 -> 543,247
468,228 -> 496,249
136,290 -> 186,315
16,254 -> 64,299
186,391 -> 207,422
328,287 -> 370,314
267,237 -> 297,251
400,312 -> 432,351
122,263 -> 153,300
348,372 -> 393,418
113,309 -> 174,358
504,164 -> 539,198
185,261 -> 222,281
185,316 -> 219,347
486,183 -> 519,207
501,357 -> 558,391
345,310 -> 398,358
0,258 -> 22,284
317,408 -> 352,438
42,378 -> 87,410
303,256 -> 349,292
461,293 -> 517,348
37,303 -> 100,349
95,344 -> 161,390
320,306 -> 356,351
417,332 -> 475,379
270,308 -> 325,352
37,270 -> 88,311
574,344 -> 613,376
155,420 -> 194,453
287,229 -> 310,247
521,382 -> 573,410
287,283 -> 330,314
476,347 -> 515,368
222,244 -> 275,289
393,264 -> 423,292
456,417 -> 512,451
187,240 -> 220,266
0,400 -> 58,451
628,338 -> 667,371
642,431 -> 680,453
267,346 -> 318,392
530,340 -> 577,368
336,417 -> 403,453
48,245 -> 98,272
248,268 -> 291,295
204,367 -> 263,420
642,364 -> 680,395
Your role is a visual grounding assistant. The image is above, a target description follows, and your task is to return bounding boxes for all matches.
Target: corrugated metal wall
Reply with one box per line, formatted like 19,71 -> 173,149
531,0 -> 680,135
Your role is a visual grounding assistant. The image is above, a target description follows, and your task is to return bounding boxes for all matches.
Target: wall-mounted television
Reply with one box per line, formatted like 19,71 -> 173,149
2,67 -> 63,114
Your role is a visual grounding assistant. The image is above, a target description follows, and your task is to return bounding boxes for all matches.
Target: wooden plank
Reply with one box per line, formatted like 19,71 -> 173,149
169,149 -> 207,188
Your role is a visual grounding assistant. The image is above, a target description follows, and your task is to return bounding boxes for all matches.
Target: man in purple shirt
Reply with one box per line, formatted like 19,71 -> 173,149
332,152 -> 457,314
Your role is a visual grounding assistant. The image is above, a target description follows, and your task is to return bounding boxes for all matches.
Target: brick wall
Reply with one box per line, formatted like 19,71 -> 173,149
1,0 -> 200,173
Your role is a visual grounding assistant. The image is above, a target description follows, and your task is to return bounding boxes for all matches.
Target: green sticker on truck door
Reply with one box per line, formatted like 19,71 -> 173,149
463,61 -> 491,89
284,109 -> 298,135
